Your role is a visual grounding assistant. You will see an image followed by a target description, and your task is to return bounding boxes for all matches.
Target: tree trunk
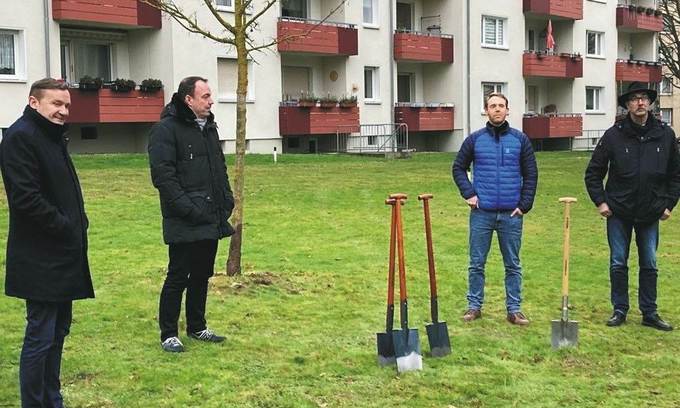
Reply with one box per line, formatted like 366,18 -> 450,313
227,23 -> 248,276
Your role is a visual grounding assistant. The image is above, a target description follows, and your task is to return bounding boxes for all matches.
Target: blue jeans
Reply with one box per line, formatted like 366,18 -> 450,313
607,215 -> 659,316
20,300 -> 72,408
467,209 -> 524,313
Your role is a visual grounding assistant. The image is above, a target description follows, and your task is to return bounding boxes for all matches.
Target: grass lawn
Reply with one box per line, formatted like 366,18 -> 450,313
0,152 -> 679,407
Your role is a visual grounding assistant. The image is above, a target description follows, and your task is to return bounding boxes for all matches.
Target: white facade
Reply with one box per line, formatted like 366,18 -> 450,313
0,1 -> 661,153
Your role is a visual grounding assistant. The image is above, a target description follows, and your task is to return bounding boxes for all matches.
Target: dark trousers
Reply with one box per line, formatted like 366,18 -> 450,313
159,239 -> 218,341
607,215 -> 659,316
20,300 -> 72,408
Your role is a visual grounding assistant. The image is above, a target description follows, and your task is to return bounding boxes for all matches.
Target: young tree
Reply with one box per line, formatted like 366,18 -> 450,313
659,1 -> 680,87
142,0 -> 347,275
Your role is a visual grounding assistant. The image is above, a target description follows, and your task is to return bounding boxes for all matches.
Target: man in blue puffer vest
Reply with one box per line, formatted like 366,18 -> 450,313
452,93 -> 538,325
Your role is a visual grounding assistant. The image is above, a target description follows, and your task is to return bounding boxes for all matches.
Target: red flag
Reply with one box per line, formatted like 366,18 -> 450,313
546,19 -> 555,51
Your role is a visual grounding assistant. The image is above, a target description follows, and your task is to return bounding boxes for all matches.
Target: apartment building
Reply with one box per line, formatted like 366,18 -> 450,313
0,0 -> 664,154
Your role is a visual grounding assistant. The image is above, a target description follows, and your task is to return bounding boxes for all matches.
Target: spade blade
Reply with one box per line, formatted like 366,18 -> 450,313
426,321 -> 451,357
551,319 -> 579,349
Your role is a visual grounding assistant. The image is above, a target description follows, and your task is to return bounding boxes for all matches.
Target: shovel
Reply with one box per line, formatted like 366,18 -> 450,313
377,198 -> 398,366
551,197 -> 579,349
418,194 -> 451,358
389,193 -> 423,373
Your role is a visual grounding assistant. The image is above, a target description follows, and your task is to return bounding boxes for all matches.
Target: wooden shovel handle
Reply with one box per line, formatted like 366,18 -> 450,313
392,195 -> 408,302
419,194 -> 437,298
418,193 -> 433,201
389,193 -> 408,200
560,197 -> 577,297
385,199 -> 397,307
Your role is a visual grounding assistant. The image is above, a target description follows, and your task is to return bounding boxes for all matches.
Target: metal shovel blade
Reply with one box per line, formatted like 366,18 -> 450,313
426,321 -> 451,357
393,328 -> 422,373
551,319 -> 579,349
376,330 -> 398,367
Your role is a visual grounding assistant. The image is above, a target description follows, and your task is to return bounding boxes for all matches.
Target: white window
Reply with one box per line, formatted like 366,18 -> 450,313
217,57 -> 254,102
586,31 -> 604,57
482,16 -> 507,49
482,82 -> 506,111
0,29 -> 26,81
661,108 -> 673,125
586,86 -> 604,112
282,0 -> 307,19
364,66 -> 380,103
363,0 -> 378,27
215,0 -> 233,11
661,77 -> 673,95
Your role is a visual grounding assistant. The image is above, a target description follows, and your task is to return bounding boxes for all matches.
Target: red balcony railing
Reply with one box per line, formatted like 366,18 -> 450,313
522,51 -> 583,78
393,31 -> 454,63
67,88 -> 164,123
394,104 -> 454,132
52,0 -> 161,29
616,6 -> 663,32
277,18 -> 358,56
523,114 -> 582,139
523,0 -> 583,20
279,104 -> 360,135
615,59 -> 663,82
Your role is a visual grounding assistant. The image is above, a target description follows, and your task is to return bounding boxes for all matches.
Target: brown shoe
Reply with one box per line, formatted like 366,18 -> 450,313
462,309 -> 481,322
507,312 -> 530,326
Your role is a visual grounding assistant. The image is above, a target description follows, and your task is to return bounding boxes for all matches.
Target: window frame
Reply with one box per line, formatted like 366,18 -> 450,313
661,108 -> 673,125
660,77 -> 673,95
0,28 -> 26,82
364,66 -> 381,104
586,31 -> 605,58
363,0 -> 379,28
481,15 -> 508,50
481,82 -> 506,112
585,86 -> 604,113
217,56 -> 255,103
215,0 -> 234,12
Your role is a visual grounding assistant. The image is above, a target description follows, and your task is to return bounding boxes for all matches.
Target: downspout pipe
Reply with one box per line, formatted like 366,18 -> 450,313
44,0 -> 51,77
465,0 -> 470,139
389,0 -> 395,126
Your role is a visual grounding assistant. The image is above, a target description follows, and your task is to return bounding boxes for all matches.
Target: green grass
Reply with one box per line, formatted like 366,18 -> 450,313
1,152 -> 679,407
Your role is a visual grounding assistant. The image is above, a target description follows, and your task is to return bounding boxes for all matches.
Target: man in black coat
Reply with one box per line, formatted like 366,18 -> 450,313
0,78 -> 94,407
585,82 -> 680,331
148,76 -> 234,352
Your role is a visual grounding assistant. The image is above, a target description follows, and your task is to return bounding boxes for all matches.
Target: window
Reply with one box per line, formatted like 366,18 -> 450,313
586,31 -> 604,57
282,0 -> 307,19
363,0 -> 378,26
586,87 -> 603,112
482,16 -> 507,49
61,29 -> 120,83
661,77 -> 673,95
217,57 -> 254,102
364,66 -> 380,102
482,82 -> 506,110
215,0 -> 233,11
661,108 -> 673,125
0,29 -> 25,81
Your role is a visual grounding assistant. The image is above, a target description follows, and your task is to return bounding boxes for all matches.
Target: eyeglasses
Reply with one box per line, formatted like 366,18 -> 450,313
628,95 -> 650,103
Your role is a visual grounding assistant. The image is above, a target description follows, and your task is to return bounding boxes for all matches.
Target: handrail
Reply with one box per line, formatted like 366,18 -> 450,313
278,16 -> 355,29
394,29 -> 453,39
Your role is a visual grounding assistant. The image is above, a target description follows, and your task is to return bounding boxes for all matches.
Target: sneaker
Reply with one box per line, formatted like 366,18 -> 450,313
161,336 -> 184,353
188,328 -> 226,343
462,309 -> 481,322
507,312 -> 530,326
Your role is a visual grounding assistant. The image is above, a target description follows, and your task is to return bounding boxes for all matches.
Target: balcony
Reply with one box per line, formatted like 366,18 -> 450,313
67,88 -> 165,123
394,103 -> 454,132
52,0 -> 161,29
615,59 -> 662,82
616,5 -> 663,32
523,51 -> 583,78
279,104 -> 360,135
393,31 -> 454,63
277,17 -> 358,56
523,114 -> 583,139
523,0 -> 583,20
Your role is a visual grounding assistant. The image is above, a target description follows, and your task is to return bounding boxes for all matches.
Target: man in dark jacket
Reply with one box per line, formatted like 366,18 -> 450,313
585,82 -> 680,331
0,78 -> 94,407
148,76 -> 234,352
452,93 -> 538,325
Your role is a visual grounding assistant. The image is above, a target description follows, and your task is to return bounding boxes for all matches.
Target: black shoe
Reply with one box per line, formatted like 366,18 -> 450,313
188,328 -> 226,343
606,311 -> 626,327
642,313 -> 674,331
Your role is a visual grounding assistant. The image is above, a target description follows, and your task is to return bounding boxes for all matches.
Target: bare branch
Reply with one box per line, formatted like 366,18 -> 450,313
201,0 -> 237,35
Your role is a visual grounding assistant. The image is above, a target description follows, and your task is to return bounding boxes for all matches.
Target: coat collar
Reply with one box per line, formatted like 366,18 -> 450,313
23,105 -> 68,143
618,112 -> 663,140
161,93 -> 216,129
485,120 -> 510,138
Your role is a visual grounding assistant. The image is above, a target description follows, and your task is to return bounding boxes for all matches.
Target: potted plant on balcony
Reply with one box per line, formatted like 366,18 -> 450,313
570,52 -> 582,62
338,94 -> 357,108
319,94 -> 338,109
636,5 -> 645,13
111,78 -> 136,92
139,78 -> 163,93
645,7 -> 654,15
297,92 -> 317,108
655,9 -> 663,17
78,76 -> 103,91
